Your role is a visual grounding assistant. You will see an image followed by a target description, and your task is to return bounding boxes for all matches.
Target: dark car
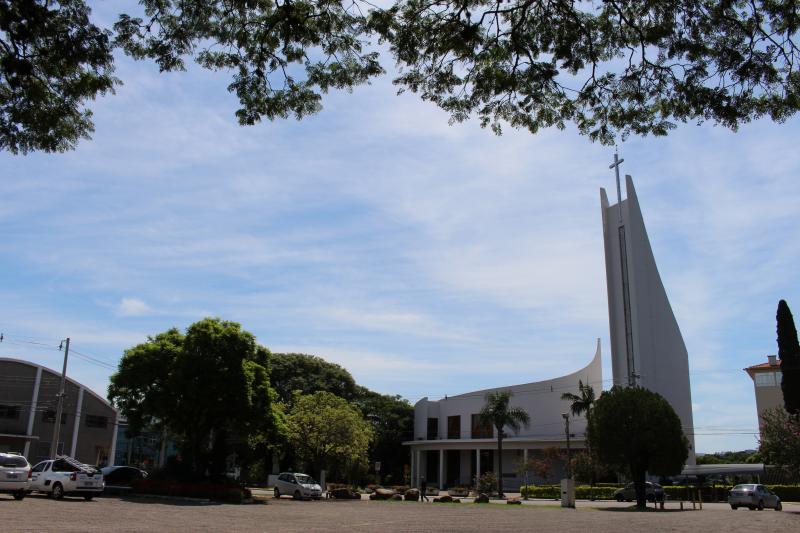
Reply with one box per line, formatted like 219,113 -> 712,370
100,466 -> 148,486
613,482 -> 664,502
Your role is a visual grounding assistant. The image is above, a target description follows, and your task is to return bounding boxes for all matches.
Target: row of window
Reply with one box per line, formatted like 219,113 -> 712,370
426,414 -> 493,440
0,404 -> 108,428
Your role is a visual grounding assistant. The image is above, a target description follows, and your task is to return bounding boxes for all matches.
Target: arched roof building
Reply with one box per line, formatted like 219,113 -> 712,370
0,358 -> 119,466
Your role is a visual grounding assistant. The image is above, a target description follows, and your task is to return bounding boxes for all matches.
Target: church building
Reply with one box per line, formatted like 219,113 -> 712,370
406,165 -> 697,490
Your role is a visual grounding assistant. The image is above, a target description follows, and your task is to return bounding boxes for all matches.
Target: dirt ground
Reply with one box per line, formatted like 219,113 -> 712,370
1,493 -> 798,532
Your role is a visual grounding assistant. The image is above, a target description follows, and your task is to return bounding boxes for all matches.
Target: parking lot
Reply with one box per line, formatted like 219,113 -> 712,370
1,494 -> 798,532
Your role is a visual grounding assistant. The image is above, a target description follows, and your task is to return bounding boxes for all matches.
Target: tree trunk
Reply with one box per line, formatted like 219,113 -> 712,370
632,465 -> 646,509
497,431 -> 504,498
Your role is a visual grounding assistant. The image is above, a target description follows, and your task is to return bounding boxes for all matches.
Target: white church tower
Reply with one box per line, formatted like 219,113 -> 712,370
601,161 -> 696,464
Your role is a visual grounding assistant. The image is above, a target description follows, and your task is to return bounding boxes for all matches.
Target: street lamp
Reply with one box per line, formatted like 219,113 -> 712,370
562,413 -> 571,480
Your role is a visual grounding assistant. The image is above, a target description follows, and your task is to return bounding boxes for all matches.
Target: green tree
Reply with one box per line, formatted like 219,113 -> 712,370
759,407 -> 800,479
588,386 -> 688,509
382,1 -> 800,143
109,317 -> 281,477
269,352 -> 412,483
777,299 -> 800,415
8,2 -> 800,154
561,380 -> 600,494
270,353 -> 359,404
354,388 -> 414,484
107,327 -> 183,437
285,391 -> 373,482
0,0 -> 118,153
561,380 -> 595,418
477,390 -> 530,498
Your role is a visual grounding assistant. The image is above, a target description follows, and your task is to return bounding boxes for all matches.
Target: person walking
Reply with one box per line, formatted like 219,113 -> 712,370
420,475 -> 429,502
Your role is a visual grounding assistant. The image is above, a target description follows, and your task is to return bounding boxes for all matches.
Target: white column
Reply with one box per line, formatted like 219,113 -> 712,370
108,413 -> 119,467
438,449 -> 444,490
70,387 -> 84,457
23,367 -> 42,457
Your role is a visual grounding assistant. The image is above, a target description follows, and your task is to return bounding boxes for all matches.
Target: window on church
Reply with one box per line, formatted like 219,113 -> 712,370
427,418 -> 438,440
447,415 -> 461,439
755,372 -> 776,387
471,414 -> 492,438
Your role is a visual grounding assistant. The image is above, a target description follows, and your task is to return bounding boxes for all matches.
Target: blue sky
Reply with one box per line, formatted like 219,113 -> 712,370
2,2 -> 799,454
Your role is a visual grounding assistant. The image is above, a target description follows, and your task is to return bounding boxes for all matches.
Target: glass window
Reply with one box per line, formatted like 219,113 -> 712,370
85,415 -> 108,429
755,372 -> 776,387
471,414 -> 493,438
426,418 -> 438,440
776,370 -> 783,383
447,415 -> 461,439
31,462 -> 46,473
41,410 -> 67,424
0,455 -> 28,468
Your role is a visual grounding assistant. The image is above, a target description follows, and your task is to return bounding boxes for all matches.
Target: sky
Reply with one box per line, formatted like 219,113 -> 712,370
2,3 -> 799,454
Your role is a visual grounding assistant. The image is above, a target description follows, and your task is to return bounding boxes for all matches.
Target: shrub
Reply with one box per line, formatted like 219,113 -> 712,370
477,472 -> 498,496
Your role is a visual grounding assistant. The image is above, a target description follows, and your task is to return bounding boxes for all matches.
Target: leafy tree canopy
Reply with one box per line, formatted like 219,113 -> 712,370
354,387 -> 414,483
270,352 -> 359,404
0,0 -> 117,154
5,1 -> 800,153
588,385 -> 688,508
696,450 -> 761,465
108,317 -> 281,477
270,352 -> 413,482
759,407 -> 800,479
285,391 -> 373,479
381,0 -> 800,143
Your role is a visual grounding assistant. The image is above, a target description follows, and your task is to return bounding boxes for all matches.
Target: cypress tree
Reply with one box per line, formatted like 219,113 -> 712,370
776,300 -> 800,415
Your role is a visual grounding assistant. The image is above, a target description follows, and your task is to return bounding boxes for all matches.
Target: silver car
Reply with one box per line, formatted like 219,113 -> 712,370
728,484 -> 782,511
273,472 -> 322,500
0,452 -> 30,500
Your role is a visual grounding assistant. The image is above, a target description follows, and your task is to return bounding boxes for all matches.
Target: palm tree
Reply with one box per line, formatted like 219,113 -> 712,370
561,380 -> 596,496
478,390 -> 530,498
561,380 -> 595,418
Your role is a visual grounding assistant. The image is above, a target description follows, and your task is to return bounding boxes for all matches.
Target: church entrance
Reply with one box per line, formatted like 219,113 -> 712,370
445,450 -> 460,487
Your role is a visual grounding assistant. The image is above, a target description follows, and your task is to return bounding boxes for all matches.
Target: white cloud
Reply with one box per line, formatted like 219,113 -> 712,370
117,298 -> 152,317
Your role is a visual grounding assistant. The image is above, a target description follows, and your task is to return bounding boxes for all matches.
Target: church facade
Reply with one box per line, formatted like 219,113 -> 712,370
408,342 -> 601,490
405,170 -> 697,489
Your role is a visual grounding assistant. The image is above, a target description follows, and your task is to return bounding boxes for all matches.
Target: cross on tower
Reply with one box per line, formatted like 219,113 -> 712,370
608,150 -> 625,222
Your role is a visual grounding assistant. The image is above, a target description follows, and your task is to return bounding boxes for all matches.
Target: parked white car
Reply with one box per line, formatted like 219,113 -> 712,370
0,452 -> 30,500
29,457 -> 104,500
273,472 -> 322,500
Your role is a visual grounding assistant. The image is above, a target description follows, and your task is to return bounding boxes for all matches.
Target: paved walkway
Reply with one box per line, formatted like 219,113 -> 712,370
3,493 -> 797,532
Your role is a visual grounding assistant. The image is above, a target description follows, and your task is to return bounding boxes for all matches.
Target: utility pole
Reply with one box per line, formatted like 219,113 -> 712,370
51,337 -> 70,459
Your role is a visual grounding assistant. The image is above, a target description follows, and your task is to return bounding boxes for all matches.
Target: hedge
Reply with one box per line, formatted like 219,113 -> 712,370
520,484 -> 800,502
520,485 -> 617,500
130,479 -> 251,503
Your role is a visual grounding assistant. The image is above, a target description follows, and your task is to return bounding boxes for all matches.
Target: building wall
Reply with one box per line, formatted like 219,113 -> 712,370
0,359 -> 117,466
746,360 -> 785,430
601,177 -> 696,464
413,340 -> 602,443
